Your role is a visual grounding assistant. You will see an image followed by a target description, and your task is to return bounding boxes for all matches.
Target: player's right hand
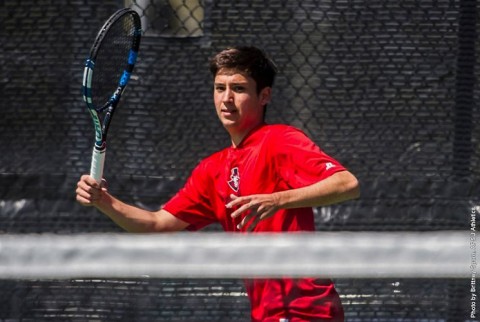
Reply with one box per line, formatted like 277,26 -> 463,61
75,175 -> 107,207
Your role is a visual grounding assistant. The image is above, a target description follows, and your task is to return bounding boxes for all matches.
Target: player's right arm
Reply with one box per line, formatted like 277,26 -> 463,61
76,175 -> 189,233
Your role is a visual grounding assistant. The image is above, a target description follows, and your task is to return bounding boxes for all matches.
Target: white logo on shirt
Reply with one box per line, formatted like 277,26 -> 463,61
325,162 -> 336,171
228,167 -> 240,192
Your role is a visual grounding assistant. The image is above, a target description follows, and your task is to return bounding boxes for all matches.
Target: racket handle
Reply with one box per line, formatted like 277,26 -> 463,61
90,147 -> 106,183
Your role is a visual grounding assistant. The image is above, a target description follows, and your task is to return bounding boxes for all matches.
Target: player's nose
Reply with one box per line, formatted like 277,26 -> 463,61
222,87 -> 234,103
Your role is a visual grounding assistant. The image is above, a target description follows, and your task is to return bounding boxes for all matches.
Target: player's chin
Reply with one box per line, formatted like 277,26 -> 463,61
219,115 -> 238,127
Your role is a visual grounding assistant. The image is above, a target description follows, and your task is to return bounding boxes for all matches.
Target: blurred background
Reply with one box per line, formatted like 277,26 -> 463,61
0,0 -> 478,320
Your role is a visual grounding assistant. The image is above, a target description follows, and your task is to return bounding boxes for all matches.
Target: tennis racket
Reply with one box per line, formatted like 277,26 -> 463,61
82,8 -> 141,183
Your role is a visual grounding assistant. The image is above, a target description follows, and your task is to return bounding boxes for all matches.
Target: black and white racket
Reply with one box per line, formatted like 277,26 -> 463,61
82,8 -> 141,183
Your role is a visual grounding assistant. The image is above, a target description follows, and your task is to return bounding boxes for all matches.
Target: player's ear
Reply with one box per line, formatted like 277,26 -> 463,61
259,87 -> 272,106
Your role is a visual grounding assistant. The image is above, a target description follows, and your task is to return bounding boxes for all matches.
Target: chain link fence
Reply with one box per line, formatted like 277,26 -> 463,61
0,0 -> 478,320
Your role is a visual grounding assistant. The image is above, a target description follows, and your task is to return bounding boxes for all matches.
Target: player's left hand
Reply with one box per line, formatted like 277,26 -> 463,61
226,193 -> 280,231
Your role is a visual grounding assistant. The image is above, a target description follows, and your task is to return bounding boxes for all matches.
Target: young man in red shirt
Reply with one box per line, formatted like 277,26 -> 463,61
76,46 -> 360,321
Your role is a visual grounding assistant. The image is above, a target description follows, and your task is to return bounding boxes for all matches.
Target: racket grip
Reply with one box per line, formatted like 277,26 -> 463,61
90,147 -> 106,184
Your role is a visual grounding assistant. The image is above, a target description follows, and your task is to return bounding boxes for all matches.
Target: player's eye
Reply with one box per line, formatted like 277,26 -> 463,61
214,85 -> 225,92
232,85 -> 245,92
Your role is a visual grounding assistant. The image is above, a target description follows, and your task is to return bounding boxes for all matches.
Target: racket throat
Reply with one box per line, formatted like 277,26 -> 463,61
101,104 -> 117,141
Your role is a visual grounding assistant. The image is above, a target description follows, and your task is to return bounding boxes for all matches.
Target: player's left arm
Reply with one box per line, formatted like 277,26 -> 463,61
228,170 -> 359,230
274,170 -> 359,208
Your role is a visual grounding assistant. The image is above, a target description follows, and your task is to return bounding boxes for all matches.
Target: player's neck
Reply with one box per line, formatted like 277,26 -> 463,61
229,121 -> 265,148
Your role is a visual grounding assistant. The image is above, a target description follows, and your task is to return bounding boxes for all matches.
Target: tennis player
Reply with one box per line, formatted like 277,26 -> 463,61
76,46 -> 360,322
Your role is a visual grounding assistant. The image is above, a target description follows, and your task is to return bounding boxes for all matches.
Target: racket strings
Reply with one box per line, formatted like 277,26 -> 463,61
91,13 -> 137,109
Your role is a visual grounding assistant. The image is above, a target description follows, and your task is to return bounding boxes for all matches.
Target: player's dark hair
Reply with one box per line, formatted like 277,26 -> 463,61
209,46 -> 277,94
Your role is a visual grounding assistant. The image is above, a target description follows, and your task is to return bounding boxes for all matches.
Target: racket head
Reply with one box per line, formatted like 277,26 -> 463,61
82,8 -> 141,182
82,8 -> 141,115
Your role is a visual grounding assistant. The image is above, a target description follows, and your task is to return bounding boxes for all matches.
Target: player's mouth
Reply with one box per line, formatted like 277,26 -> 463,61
221,108 -> 238,116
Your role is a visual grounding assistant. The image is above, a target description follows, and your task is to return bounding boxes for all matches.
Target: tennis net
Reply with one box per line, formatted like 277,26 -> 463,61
0,232 -> 476,321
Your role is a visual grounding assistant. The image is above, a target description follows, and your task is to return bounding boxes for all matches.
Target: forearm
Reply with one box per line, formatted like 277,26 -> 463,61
275,170 -> 360,209
76,174 -> 189,233
95,192 -> 164,233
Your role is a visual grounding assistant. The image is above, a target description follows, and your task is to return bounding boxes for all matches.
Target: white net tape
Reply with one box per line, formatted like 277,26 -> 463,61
0,231 -> 472,279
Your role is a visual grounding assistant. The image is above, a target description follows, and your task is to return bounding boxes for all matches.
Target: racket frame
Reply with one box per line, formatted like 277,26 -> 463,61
82,8 -> 141,183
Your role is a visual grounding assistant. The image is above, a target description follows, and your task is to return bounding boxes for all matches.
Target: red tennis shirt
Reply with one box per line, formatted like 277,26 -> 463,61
164,124 -> 346,321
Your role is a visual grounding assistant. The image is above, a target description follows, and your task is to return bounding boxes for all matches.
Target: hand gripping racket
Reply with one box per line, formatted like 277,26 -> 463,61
82,8 -> 141,183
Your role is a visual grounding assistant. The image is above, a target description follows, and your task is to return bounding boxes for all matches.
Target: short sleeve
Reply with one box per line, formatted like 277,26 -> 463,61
274,127 -> 346,189
163,160 -> 217,231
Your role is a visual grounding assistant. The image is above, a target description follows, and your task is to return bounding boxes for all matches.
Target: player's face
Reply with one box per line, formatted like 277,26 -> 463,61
213,69 -> 271,138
